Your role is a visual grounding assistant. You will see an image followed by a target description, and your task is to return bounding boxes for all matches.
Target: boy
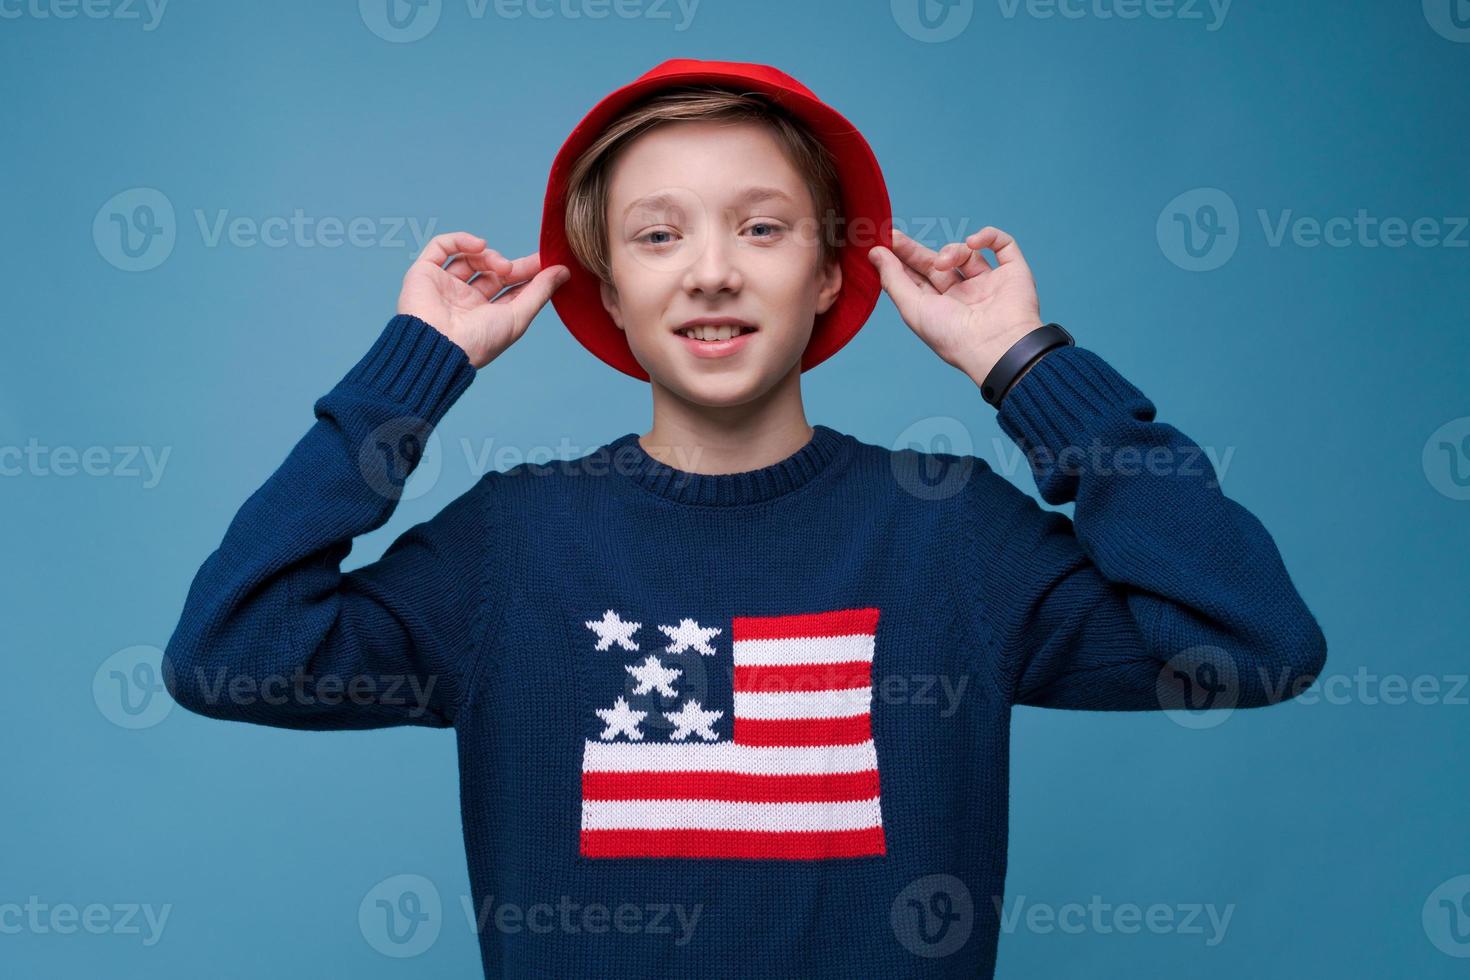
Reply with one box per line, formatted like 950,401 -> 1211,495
164,59 -> 1327,978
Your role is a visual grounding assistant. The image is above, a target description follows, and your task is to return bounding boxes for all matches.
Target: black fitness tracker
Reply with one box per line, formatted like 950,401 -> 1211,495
980,322 -> 1075,407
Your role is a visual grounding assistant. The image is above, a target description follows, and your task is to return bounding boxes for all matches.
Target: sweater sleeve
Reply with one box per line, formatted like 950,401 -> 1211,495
161,314 -> 487,730
965,343 -> 1327,711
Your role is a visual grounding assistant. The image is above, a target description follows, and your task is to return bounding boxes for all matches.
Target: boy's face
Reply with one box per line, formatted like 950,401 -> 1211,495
599,119 -> 842,406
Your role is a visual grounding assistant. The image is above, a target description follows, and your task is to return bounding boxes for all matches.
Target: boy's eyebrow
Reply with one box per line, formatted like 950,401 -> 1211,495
728,185 -> 798,208
624,185 -> 797,216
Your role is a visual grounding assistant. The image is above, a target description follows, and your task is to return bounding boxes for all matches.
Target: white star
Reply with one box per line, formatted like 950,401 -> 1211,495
585,609 -> 641,651
595,696 -> 647,741
664,699 -> 723,741
658,617 -> 722,656
625,655 -> 682,698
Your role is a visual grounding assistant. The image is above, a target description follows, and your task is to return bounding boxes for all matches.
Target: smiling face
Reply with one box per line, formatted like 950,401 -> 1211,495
598,119 -> 843,407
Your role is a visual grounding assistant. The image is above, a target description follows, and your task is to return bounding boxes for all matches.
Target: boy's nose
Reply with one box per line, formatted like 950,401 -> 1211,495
683,233 -> 743,296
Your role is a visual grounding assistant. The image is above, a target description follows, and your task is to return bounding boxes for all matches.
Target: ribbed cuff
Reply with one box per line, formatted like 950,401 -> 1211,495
993,345 -> 1157,504
338,314 -> 477,428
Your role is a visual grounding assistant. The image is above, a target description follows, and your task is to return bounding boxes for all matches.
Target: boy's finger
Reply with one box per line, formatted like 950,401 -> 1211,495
444,249 -> 499,283
868,246 -> 926,317
479,247 -> 514,277
474,252 -> 547,300
507,266 -> 571,334
881,241 -> 942,295
415,231 -> 485,268
890,228 -> 942,274
965,226 -> 1031,272
463,248 -> 523,297
467,267 -> 506,299
893,231 -> 978,291
900,262 -> 937,295
498,251 -> 546,287
934,242 -> 992,280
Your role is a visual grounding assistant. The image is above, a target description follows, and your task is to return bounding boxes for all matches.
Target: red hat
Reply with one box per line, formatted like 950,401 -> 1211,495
539,58 -> 893,382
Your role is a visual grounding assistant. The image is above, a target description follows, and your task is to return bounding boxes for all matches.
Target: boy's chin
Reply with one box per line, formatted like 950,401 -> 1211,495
652,362 -> 788,407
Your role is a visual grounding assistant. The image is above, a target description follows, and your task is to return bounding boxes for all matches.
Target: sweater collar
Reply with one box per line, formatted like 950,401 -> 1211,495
607,424 -> 851,506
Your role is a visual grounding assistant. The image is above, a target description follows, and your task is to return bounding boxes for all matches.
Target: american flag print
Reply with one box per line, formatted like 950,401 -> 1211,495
579,606 -> 886,860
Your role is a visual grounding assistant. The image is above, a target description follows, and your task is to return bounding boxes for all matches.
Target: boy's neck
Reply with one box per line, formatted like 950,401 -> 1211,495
641,372 -> 815,476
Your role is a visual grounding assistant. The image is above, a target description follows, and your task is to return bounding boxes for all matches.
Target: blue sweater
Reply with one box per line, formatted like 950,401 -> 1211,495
163,313 -> 1327,978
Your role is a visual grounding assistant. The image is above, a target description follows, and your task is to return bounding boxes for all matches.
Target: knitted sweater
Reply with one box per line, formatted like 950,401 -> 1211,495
163,313 -> 1327,978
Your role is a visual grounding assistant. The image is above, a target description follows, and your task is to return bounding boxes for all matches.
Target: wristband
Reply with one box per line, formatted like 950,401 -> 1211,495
980,322 -> 1074,407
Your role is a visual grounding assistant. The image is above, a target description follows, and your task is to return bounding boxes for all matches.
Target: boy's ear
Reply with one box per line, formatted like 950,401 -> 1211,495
815,255 -> 843,316
599,278 -> 625,332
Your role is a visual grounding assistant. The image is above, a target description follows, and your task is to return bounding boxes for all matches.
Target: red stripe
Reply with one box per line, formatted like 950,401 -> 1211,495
734,661 -> 872,692
734,714 -> 872,746
731,607 -> 880,641
582,769 -> 880,803
580,826 -> 887,859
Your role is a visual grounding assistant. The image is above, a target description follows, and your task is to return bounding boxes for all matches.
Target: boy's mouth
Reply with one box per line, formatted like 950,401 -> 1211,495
674,320 -> 758,342
673,318 -> 759,358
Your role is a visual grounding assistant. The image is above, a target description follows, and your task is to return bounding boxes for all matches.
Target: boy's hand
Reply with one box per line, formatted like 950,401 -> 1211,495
397,231 -> 571,369
868,227 -> 1044,388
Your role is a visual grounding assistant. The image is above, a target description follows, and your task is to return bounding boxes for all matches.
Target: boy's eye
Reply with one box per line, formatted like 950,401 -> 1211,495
636,223 -> 783,247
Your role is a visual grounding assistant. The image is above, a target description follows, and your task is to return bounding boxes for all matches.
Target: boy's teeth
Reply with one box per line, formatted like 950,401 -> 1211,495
682,325 -> 749,341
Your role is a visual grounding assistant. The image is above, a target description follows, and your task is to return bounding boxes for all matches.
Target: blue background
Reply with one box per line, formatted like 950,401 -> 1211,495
4,0 -> 1467,976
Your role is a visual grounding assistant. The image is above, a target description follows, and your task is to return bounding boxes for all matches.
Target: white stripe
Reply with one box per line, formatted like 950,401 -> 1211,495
582,739 -> 878,775
581,797 -> 883,832
733,687 -> 872,719
732,633 -> 875,666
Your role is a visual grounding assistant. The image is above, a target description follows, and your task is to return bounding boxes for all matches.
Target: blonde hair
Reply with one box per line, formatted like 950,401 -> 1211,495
563,85 -> 844,284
